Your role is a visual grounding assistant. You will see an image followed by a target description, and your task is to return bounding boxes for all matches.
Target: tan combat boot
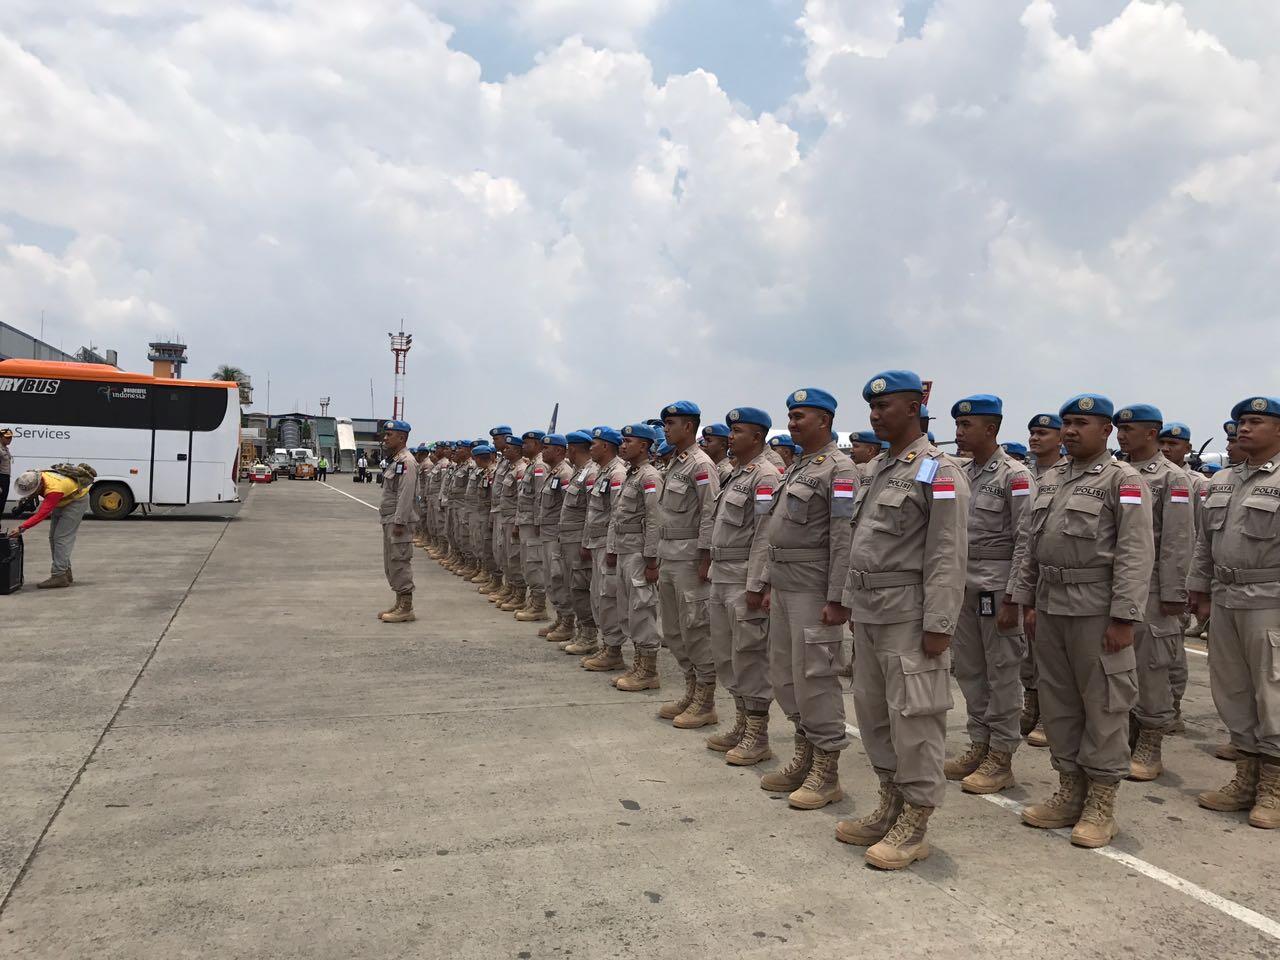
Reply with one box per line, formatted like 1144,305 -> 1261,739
1022,770 -> 1087,829
547,614 -> 576,643
538,613 -> 563,639
1251,762 -> 1280,829
616,652 -> 661,691
726,712 -> 772,766
962,749 -> 1015,794
470,567 -> 490,584
865,803 -> 934,870
515,592 -> 549,622
1071,780 -> 1120,848
1128,729 -> 1164,782
673,682 -> 719,729
376,594 -> 399,620
489,581 -> 511,604
789,748 -> 844,809
836,780 -> 904,846
760,733 -> 813,793
1198,755 -> 1260,812
944,741 -> 988,781
612,649 -> 643,685
582,646 -> 625,672
1026,722 -> 1049,748
37,571 -> 72,589
426,542 -> 443,559
499,586 -> 526,612
478,574 -> 500,596
706,698 -> 747,752
563,624 -> 598,655
1020,688 -> 1039,737
379,594 -> 416,623
658,674 -> 697,720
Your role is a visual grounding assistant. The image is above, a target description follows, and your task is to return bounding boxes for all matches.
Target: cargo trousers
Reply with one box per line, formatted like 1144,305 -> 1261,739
503,522 -> 524,589
543,538 -> 570,618
382,525 -> 414,595
564,538 -> 594,629
1207,604 -> 1280,761
1034,612 -> 1137,784
519,524 -> 546,600
617,553 -> 661,651
591,546 -> 623,650
952,585 -> 1025,753
709,580 -> 772,711
1132,598 -> 1179,732
492,514 -> 506,574
49,497 -> 89,577
853,619 -> 952,807
659,559 -> 715,683
768,587 -> 849,753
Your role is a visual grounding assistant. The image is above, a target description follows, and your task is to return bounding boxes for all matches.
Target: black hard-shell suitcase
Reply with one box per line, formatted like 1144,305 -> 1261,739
0,535 -> 23,595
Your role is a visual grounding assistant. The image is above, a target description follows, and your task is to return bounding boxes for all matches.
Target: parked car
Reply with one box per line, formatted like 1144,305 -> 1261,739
250,462 -> 276,484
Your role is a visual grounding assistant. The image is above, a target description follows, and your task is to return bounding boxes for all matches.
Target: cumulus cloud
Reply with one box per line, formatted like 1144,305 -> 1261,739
0,0 -> 1275,447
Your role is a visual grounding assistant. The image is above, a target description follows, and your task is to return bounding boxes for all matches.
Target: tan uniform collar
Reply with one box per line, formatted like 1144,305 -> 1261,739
1065,449 -> 1112,480
796,440 -> 837,465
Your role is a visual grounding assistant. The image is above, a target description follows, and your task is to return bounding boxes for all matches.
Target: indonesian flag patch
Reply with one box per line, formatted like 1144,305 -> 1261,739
1169,485 -> 1190,504
643,480 -> 657,494
1119,483 -> 1143,505
1010,475 -> 1031,497
610,478 -> 623,491
932,477 -> 957,500
832,479 -> 855,499
695,470 -> 710,486
756,486 -> 775,502
534,467 -> 545,477
585,477 -> 596,488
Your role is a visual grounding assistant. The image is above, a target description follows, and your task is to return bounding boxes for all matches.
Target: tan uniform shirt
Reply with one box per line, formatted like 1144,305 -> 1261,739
658,446 -> 720,561
499,457 -> 527,520
585,456 -> 627,551
1030,455 -> 1066,483
607,462 -> 663,558
843,435 -> 970,632
714,458 -> 733,485
516,455 -> 545,528
380,448 -> 419,529
710,451 -> 779,586
1012,450 -> 1154,620
559,460 -> 599,545
750,440 -> 855,603
437,462 -> 454,509
1187,457 -> 1280,609
1184,465 -> 1208,537
537,459 -> 574,540
963,449 -> 1035,595
1129,453 -> 1194,606
476,463 -> 496,513
489,457 -> 510,515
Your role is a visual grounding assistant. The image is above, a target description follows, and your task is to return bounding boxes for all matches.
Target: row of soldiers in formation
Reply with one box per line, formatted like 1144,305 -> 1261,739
369,372 -> 1280,870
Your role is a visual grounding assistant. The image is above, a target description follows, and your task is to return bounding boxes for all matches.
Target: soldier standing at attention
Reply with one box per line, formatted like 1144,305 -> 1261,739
1021,413 -> 1067,744
495,439 -> 528,610
412,444 -> 431,547
471,444 -> 498,588
483,428 -> 514,596
701,423 -> 734,484
582,428 -> 630,672
765,435 -> 792,471
536,435 -> 575,640
1188,396 -> 1280,829
607,424 -> 665,691
437,443 -> 457,567
1159,420 -> 1207,702
514,430 -> 550,623
706,407 -> 780,764
847,430 -> 882,481
833,372 -> 967,869
1012,394 -> 1153,849
656,402 -> 722,729
375,420 -> 420,623
1113,405 -> 1193,781
559,431 -> 601,655
448,441 -> 477,578
942,395 -> 1033,796
424,445 -> 449,558
748,389 -> 855,808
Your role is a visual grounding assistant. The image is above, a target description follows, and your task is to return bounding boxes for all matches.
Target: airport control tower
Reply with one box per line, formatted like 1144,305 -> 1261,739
148,339 -> 188,379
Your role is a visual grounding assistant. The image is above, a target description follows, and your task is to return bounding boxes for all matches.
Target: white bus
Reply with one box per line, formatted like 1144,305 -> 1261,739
1,359 -> 241,519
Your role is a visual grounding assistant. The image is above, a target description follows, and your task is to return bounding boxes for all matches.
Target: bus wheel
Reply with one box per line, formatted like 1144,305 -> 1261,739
91,483 -> 135,521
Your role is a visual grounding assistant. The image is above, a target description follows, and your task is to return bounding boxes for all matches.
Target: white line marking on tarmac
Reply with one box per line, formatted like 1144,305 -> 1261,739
1186,646 -> 1208,658
320,481 -> 378,511
843,723 -> 1279,941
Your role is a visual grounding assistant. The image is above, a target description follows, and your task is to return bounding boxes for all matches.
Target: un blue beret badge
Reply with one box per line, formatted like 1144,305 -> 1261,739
1171,426 -> 1182,436
1038,416 -> 1050,426
623,426 -> 633,436
870,379 -> 886,395
593,428 -> 601,438
728,409 -> 740,422
666,405 -> 678,415
958,401 -> 971,414
1079,397 -> 1094,412
793,390 -> 808,403
1119,409 -> 1133,421
1252,398 -> 1267,411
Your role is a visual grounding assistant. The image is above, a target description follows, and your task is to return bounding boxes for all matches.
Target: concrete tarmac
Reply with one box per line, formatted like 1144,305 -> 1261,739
1,479 -> 1276,959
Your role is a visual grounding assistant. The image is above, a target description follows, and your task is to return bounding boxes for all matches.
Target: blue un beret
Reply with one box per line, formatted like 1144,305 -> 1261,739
661,401 -> 701,418
862,370 -> 924,402
544,433 -> 568,448
566,430 -> 592,445
1002,441 -> 1029,458
1231,396 -> 1280,421
591,426 -> 622,446
786,387 -> 837,414
655,441 -> 674,456
1159,422 -> 1191,442
1028,413 -> 1063,431
927,431 -> 936,442
952,394 -> 1002,419
622,423 -> 661,442
768,435 -> 796,450
1224,420 -> 1239,438
473,444 -> 495,456
489,425 -> 513,438
457,438 -> 475,447
473,438 -> 488,448
1059,394 -> 1114,419
1201,463 -> 1222,475
382,419 -> 411,433
850,430 -> 880,446
413,443 -> 429,453
1113,404 -> 1163,426
726,407 -> 771,430
702,422 -> 731,438
521,430 -> 546,442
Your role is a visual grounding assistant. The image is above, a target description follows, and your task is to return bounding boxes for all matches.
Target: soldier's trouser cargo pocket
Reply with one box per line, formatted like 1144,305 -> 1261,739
802,624 -> 842,680
1099,647 -> 1139,714
681,585 -> 711,629
1270,630 -> 1280,683
897,651 -> 954,717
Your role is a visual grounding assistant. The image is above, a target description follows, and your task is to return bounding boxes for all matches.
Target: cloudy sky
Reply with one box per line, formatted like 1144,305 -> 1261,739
2,0 -> 1277,447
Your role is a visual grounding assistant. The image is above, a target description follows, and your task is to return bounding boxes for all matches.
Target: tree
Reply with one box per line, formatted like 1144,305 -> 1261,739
211,365 -> 253,405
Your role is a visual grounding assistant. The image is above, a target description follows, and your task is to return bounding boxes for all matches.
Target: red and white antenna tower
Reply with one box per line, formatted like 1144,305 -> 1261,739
388,326 -> 413,421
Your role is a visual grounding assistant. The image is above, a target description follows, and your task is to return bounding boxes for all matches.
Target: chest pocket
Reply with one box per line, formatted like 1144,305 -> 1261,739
721,487 -> 751,526
784,482 -> 818,524
1062,494 -> 1103,538
1242,495 -> 1279,539
1203,492 -> 1230,532
867,486 -> 911,536
663,472 -> 696,511
972,492 -> 1005,532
